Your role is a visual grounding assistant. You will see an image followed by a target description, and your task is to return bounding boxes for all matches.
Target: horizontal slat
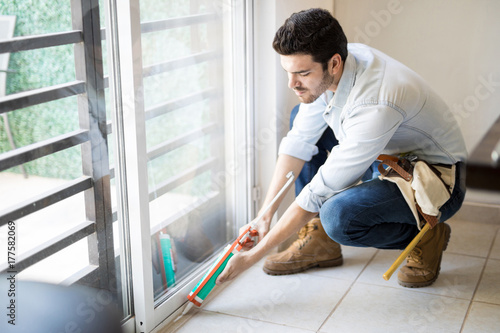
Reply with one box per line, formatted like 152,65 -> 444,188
141,12 -> 217,33
0,30 -> 83,54
145,88 -> 218,121
100,12 -> 218,40
0,176 -> 93,226
149,157 -> 217,201
0,81 -> 86,114
147,122 -> 218,161
142,51 -> 219,77
0,220 -> 95,273
150,191 -> 220,235
0,129 -> 89,172
62,265 -> 99,287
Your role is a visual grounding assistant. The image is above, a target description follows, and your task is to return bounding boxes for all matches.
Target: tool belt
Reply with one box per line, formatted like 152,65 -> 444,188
377,154 -> 456,229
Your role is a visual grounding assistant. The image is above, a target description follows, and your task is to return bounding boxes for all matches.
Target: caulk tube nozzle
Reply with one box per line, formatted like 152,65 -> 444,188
182,302 -> 194,316
173,302 -> 194,323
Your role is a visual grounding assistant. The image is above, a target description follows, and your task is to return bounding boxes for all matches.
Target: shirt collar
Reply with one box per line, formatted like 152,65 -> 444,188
327,52 -> 357,112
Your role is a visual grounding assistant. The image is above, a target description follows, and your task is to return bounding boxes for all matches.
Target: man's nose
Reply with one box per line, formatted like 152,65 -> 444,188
288,74 -> 300,89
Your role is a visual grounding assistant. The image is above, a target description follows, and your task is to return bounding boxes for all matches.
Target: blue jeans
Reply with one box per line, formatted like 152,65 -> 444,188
290,105 -> 466,250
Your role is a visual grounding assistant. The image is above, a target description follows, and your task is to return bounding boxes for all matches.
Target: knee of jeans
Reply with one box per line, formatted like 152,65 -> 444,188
319,199 -> 352,245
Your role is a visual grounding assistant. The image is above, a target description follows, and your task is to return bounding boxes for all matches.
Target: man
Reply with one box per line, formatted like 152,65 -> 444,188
217,8 -> 467,288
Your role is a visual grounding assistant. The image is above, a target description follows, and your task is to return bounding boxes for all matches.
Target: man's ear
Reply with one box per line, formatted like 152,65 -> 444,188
329,53 -> 342,75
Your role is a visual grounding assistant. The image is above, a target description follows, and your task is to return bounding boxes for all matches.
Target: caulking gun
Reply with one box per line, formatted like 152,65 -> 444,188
185,171 -> 295,311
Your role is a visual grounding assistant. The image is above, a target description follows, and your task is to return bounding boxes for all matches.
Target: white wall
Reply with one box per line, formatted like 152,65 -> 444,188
334,0 -> 500,154
253,0 -> 334,220
254,0 -> 500,220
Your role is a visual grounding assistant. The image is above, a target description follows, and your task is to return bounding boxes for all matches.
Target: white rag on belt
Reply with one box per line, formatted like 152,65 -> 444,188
379,161 -> 456,229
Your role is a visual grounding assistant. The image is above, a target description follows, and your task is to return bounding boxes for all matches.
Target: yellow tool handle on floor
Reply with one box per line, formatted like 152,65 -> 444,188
383,223 -> 431,281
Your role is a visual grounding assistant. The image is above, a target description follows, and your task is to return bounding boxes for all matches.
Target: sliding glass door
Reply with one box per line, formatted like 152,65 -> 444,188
0,0 -> 251,331
107,0 -> 251,330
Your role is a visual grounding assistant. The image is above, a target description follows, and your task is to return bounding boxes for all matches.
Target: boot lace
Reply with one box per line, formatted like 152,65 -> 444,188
408,247 -> 423,265
293,223 -> 317,250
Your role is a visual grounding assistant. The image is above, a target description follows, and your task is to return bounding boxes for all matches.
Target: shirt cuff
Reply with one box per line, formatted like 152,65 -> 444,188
295,183 -> 334,213
278,137 -> 319,161
295,169 -> 358,213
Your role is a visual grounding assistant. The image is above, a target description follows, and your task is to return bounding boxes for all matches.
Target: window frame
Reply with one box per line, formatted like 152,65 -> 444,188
108,0 -> 253,331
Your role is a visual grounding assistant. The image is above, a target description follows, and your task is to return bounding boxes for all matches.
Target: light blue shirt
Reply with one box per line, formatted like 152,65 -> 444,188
279,44 -> 467,213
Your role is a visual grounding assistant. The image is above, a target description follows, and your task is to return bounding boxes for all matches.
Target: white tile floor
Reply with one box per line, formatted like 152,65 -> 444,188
164,218 -> 500,333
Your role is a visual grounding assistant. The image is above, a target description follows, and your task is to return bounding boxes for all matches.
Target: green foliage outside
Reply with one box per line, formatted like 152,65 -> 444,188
0,1 -> 80,179
0,0 -> 221,197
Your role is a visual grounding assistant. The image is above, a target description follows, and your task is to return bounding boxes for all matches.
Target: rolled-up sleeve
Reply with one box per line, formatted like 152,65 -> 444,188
295,104 -> 404,213
278,94 -> 330,161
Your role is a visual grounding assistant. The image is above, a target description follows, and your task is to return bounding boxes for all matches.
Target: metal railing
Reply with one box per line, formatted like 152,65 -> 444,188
0,0 -> 224,295
0,0 -> 114,290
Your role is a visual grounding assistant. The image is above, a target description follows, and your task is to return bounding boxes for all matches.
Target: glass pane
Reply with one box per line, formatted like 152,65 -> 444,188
139,0 -> 234,302
143,64 -> 210,108
141,24 -> 211,65
140,0 -> 212,21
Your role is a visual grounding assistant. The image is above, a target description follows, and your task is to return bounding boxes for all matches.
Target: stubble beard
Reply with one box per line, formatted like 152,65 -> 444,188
296,70 -> 335,104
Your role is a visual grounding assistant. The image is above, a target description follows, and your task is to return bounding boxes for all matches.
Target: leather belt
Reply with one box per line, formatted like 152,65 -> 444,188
376,154 -> 439,229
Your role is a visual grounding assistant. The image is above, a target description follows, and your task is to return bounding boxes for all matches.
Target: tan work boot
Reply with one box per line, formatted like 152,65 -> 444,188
263,218 -> 343,275
398,222 -> 451,288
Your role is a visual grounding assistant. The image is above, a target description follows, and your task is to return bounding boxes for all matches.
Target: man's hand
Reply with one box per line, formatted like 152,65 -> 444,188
215,219 -> 270,284
215,250 -> 254,285
239,217 -> 271,251
215,202 -> 317,286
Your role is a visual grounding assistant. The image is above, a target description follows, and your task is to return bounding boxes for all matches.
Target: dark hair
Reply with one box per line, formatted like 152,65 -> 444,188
273,8 -> 348,70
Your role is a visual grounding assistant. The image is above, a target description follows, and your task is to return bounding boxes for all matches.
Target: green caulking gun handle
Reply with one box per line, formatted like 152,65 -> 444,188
188,243 -> 235,306
199,252 -> 234,299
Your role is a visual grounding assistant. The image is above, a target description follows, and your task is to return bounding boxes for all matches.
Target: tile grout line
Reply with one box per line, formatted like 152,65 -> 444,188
198,308 -> 318,332
458,227 -> 499,333
469,299 -> 500,306
201,309 -> 284,327
353,279 -> 475,302
315,249 -> 381,333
